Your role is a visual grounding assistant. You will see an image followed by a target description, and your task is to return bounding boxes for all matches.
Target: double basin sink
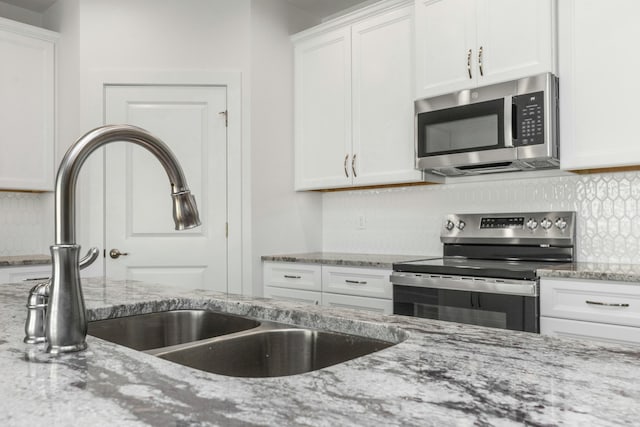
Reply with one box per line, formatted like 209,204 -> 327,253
88,310 -> 395,378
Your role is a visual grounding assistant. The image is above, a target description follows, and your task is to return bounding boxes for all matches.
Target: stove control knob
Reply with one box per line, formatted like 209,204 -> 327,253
445,220 -> 455,231
540,217 -> 553,230
526,218 -> 538,230
457,220 -> 466,230
555,217 -> 568,230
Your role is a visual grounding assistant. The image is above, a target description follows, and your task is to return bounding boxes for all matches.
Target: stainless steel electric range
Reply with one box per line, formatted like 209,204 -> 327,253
391,211 -> 576,333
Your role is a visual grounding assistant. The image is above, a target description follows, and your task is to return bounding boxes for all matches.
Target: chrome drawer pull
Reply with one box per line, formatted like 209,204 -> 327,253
284,275 -> 301,279
345,280 -> 367,285
586,300 -> 630,308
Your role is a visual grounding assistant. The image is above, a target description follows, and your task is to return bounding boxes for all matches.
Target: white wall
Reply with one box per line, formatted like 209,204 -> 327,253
323,170 -> 640,264
249,0 -> 323,296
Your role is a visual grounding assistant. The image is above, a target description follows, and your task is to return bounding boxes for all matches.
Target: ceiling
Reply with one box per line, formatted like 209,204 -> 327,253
4,0 -> 371,18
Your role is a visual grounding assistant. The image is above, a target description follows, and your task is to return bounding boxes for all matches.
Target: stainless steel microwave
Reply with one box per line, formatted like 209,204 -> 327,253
415,73 -> 559,177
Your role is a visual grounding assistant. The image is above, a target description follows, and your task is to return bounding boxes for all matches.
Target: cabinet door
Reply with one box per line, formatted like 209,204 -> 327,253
294,28 -> 352,190
0,21 -> 56,191
541,317 -> 640,347
476,0 -> 556,87
352,6 -> 422,186
559,0 -> 640,170
415,0 -> 476,98
263,286 -> 321,306
322,292 -> 392,315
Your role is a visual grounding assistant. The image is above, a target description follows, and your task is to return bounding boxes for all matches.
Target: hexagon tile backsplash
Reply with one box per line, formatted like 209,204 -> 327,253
0,192 -> 50,256
323,171 -> 640,264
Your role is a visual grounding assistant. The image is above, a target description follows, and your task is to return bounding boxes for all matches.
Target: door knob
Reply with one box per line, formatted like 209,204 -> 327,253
109,249 -> 129,259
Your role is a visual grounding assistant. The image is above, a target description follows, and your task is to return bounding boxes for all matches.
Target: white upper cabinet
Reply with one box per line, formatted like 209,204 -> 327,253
294,1 -> 421,191
0,17 -> 57,191
415,0 -> 557,99
294,28 -> 352,190
559,0 -> 640,171
351,6 -> 421,187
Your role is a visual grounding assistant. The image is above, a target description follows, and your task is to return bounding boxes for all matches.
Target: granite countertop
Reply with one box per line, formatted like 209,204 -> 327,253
2,278 -> 640,426
261,252 -> 433,269
0,254 -> 50,267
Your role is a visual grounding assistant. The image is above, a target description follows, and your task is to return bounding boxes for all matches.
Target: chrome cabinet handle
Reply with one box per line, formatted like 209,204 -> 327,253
586,300 -> 630,308
344,154 -> 350,178
284,275 -> 301,279
351,154 -> 357,178
109,249 -> 129,259
345,279 -> 367,285
478,46 -> 484,76
467,49 -> 472,79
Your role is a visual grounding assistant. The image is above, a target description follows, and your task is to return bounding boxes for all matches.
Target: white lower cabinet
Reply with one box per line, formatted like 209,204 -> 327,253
540,278 -> 640,346
263,286 -> 321,306
0,264 -> 51,284
263,262 -> 392,314
322,293 -> 392,314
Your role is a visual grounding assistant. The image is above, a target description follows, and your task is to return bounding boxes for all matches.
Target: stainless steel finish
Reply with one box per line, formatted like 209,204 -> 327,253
414,73 -> 559,176
109,249 -> 129,259
87,309 -> 395,378
23,281 -> 49,344
440,211 -> 576,246
457,220 -> 466,230
390,271 -> 539,297
541,218 -> 553,229
446,220 -> 455,231
345,280 -> 367,285
23,247 -> 99,344
478,46 -> 484,76
45,124 -> 201,354
88,310 -> 260,351
467,48 -> 472,79
344,154 -> 350,178
284,275 -> 301,279
157,328 -> 393,378
586,300 -> 630,308
351,153 -> 357,178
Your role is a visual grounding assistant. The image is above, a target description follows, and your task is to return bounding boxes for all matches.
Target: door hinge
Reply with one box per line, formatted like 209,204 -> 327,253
225,222 -> 229,238
219,110 -> 228,127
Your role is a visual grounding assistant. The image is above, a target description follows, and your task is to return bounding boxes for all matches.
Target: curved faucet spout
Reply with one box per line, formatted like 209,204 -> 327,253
46,124 -> 201,354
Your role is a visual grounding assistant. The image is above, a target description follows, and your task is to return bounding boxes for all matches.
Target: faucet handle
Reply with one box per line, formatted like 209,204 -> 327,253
79,247 -> 100,270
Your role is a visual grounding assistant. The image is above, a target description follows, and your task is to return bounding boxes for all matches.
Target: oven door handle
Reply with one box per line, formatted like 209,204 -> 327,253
390,272 -> 538,297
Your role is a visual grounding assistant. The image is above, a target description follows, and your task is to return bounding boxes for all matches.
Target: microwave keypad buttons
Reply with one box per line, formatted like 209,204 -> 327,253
514,91 -> 545,146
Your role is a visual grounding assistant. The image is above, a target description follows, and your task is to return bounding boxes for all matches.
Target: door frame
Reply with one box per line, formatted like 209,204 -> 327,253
81,70 -> 246,295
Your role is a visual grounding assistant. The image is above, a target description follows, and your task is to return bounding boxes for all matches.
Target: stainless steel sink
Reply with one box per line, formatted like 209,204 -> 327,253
154,328 -> 394,378
88,309 -> 396,377
88,310 -> 260,351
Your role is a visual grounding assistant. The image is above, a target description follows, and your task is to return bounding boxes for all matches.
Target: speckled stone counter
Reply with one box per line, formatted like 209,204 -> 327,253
261,252 -> 431,269
2,278 -> 640,426
539,262 -> 640,284
0,254 -> 50,267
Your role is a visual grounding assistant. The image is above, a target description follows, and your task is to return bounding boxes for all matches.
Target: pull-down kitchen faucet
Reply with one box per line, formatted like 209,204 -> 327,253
44,124 -> 201,354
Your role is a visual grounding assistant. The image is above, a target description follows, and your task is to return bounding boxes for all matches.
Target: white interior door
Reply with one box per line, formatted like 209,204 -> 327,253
104,85 -> 227,291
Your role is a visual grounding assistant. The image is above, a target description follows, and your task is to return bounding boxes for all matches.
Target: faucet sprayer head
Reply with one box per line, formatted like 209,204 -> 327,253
172,191 -> 201,230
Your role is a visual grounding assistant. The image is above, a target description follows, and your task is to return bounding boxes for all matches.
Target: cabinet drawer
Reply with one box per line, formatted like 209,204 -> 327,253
541,316 -> 640,347
263,262 -> 321,291
322,293 -> 392,315
263,286 -> 321,306
322,266 -> 391,299
541,278 -> 640,327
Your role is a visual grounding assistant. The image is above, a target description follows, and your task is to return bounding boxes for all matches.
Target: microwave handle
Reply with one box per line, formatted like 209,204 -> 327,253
504,95 -> 515,148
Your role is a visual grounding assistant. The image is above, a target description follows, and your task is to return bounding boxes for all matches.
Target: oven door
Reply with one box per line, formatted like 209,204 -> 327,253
392,284 -> 539,333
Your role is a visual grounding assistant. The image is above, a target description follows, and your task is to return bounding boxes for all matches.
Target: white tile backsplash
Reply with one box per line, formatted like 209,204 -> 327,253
0,192 -> 51,256
323,171 -> 640,263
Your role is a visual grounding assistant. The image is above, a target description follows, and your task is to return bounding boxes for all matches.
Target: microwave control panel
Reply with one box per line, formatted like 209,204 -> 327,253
513,91 -> 544,146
